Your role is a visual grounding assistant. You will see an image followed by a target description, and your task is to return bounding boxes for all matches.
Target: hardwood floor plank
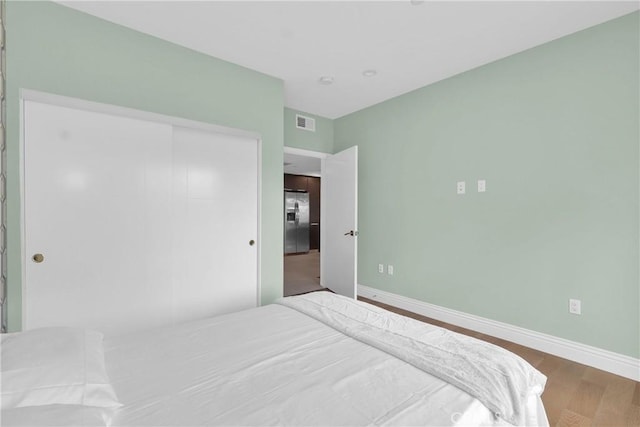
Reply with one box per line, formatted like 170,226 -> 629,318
583,366 -> 615,388
600,376 -> 635,410
556,409 -> 591,427
632,382 -> 640,407
541,381 -> 576,425
625,404 -> 640,426
548,362 -> 588,392
592,406 -> 628,427
567,380 -> 605,418
536,354 -> 569,378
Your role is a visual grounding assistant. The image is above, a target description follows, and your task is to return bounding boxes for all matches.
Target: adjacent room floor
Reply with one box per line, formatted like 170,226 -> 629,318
283,250 -> 323,296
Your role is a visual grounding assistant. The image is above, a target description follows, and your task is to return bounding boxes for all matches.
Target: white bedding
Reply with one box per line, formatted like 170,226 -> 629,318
278,293 -> 547,426
1,296 -> 549,427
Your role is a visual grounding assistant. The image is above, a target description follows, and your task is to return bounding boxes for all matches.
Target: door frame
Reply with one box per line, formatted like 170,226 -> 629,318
19,89 -> 264,326
282,146 -> 330,288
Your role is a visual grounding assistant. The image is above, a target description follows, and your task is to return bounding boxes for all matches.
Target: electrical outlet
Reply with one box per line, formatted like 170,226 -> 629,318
457,181 -> 465,195
388,265 -> 394,275
569,299 -> 581,315
378,264 -> 384,274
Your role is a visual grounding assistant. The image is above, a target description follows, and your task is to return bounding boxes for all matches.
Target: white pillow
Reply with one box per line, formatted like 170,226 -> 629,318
1,327 -> 121,409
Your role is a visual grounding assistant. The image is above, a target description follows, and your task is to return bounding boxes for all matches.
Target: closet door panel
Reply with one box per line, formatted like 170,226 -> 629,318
171,127 -> 258,324
23,101 -> 174,334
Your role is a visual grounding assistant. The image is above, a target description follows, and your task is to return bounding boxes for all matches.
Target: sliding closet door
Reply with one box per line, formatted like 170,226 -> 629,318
23,100 -> 174,334
23,99 -> 259,335
171,126 -> 258,324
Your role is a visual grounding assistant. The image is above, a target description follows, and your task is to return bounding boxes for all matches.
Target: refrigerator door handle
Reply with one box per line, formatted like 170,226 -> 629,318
294,201 -> 299,224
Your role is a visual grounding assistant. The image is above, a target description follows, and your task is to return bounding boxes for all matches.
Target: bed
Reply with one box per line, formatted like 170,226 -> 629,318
1,292 -> 548,426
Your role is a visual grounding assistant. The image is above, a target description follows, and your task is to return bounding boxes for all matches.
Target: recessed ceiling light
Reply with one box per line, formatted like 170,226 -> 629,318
362,69 -> 377,77
318,76 -> 334,85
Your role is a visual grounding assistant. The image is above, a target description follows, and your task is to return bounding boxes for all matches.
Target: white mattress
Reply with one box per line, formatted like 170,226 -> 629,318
2,302 -> 548,426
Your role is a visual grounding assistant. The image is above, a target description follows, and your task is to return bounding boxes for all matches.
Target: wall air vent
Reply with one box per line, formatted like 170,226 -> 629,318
296,114 -> 316,132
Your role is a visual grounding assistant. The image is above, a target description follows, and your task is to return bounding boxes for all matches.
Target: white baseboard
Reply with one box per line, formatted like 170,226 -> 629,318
358,284 -> 640,382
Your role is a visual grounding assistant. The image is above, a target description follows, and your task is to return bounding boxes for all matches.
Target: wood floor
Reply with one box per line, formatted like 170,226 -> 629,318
284,250 -> 323,296
359,297 -> 640,427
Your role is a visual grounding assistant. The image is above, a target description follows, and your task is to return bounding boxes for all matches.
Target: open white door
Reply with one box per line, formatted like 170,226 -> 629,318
321,146 -> 358,298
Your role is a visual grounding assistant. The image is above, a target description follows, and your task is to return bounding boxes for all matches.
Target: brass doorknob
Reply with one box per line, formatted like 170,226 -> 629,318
249,240 -> 255,246
32,253 -> 44,263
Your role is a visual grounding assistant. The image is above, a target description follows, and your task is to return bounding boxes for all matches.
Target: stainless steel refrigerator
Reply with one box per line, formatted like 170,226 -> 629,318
284,191 -> 310,254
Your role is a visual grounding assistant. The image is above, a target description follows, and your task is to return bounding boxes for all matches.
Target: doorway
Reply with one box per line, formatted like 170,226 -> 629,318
283,146 -> 358,299
283,148 -> 325,296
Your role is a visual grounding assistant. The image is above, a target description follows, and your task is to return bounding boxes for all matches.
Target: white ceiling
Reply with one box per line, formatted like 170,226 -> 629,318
58,1 -> 638,119
284,153 -> 322,176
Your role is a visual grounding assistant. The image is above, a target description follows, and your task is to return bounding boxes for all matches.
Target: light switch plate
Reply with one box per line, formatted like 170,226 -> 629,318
569,299 -> 581,315
478,179 -> 486,192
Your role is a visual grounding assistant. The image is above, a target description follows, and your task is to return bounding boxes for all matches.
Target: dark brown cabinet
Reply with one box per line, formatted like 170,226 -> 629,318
284,174 -> 308,192
284,174 -> 320,251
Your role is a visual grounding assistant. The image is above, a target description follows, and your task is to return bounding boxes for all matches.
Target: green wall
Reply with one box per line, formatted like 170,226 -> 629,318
284,107 -> 334,153
6,2 -> 638,359
5,1 -> 284,330
335,12 -> 640,358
